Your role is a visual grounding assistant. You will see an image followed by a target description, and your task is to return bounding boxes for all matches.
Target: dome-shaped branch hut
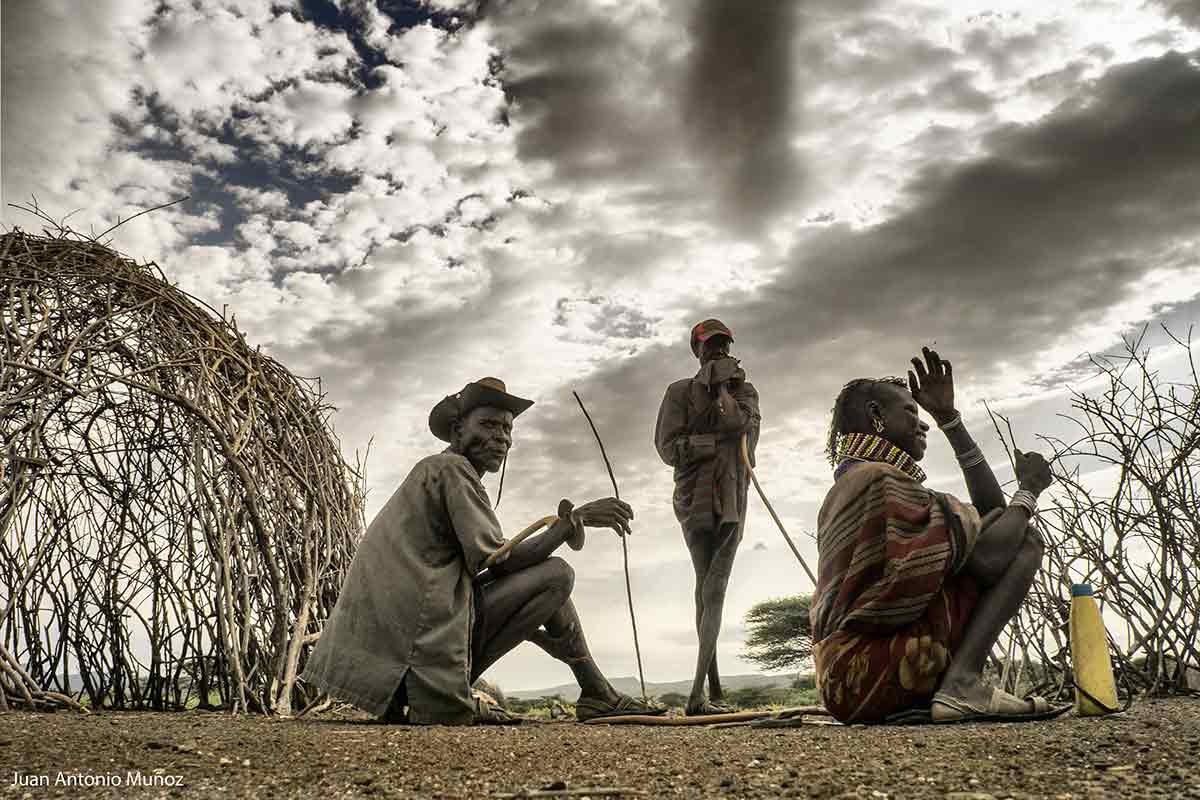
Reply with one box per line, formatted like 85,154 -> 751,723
0,228 -> 364,714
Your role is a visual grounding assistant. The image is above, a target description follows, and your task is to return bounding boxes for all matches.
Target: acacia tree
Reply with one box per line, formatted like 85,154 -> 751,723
741,594 -> 813,672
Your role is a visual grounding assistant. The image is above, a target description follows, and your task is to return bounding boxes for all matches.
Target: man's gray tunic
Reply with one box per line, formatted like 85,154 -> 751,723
301,451 -> 505,724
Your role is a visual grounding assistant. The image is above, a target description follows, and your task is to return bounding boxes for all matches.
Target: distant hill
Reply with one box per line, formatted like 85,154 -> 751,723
505,673 -> 795,700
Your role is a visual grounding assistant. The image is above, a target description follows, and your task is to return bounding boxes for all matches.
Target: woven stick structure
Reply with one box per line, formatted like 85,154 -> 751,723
1,225 -> 365,714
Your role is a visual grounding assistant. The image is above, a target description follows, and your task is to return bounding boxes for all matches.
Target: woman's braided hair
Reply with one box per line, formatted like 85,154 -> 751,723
825,376 -> 909,466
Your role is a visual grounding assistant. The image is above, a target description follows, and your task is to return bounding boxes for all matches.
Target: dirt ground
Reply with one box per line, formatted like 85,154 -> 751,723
2,697 -> 1198,799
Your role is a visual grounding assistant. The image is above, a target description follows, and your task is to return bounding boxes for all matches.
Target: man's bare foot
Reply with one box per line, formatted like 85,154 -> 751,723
577,687 -> 621,707
685,698 -> 736,716
575,693 -> 666,721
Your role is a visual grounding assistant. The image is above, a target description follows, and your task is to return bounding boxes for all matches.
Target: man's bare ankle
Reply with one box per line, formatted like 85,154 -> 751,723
578,684 -> 620,703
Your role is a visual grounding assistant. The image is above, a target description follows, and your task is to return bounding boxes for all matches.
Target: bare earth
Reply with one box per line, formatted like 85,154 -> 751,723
3,698 -> 1198,799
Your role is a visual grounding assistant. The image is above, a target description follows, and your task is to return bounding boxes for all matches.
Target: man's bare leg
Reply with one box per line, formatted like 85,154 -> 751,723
686,529 -> 727,710
937,525 -> 1044,706
686,524 -> 740,713
471,557 -> 575,681
707,648 -> 723,702
686,531 -> 715,701
527,599 -> 621,704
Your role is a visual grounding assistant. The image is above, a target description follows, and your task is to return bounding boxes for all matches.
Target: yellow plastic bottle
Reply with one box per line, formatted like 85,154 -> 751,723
1069,583 -> 1119,716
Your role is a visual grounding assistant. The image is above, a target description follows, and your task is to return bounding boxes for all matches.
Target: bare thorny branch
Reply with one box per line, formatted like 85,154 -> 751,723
987,325 -> 1200,700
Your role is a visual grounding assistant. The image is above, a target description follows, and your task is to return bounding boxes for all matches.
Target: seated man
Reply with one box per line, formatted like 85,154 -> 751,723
302,377 -> 663,724
810,348 -> 1063,723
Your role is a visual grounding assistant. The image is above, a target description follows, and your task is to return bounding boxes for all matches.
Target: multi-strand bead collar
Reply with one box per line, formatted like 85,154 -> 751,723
835,432 -> 927,484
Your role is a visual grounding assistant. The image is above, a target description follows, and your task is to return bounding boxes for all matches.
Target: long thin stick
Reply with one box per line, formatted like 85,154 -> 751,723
572,391 -> 647,702
740,434 -> 817,585
493,788 -> 647,798
582,705 -> 828,725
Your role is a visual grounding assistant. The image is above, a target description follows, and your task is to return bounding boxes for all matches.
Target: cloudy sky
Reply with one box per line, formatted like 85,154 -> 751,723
4,0 -> 1200,693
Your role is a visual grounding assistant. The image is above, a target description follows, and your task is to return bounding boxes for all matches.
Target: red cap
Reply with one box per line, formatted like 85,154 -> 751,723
690,318 -> 734,356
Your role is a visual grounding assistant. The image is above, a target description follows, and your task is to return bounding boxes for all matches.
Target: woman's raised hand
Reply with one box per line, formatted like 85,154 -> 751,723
908,346 -> 957,425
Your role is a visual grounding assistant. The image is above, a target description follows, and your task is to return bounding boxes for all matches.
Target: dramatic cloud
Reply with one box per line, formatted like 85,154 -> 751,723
682,0 -> 803,235
1158,0 -> 1200,30
5,0 -> 1200,691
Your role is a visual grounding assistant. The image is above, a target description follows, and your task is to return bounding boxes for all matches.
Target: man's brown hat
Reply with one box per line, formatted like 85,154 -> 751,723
690,318 -> 734,356
428,377 -> 534,442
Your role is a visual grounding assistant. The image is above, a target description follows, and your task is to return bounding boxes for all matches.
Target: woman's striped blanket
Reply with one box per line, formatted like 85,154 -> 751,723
810,461 -> 985,722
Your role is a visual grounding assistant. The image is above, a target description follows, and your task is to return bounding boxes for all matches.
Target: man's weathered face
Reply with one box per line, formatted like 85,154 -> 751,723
699,334 -> 732,364
871,382 -> 929,461
451,406 -> 514,474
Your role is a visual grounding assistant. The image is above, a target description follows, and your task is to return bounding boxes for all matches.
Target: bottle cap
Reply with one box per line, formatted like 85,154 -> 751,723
1071,583 -> 1094,597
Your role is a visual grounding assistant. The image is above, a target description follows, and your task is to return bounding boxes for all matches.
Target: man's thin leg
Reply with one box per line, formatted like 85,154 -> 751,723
707,653 -> 723,702
528,599 -> 620,704
684,529 -> 716,707
688,525 -> 739,712
938,528 -> 1044,705
471,558 -> 574,681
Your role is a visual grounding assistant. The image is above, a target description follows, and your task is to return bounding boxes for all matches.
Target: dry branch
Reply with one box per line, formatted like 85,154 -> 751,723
989,326 -> 1200,700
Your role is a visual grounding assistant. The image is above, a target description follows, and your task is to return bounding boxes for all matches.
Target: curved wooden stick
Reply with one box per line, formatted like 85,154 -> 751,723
573,391 -> 648,703
583,705 -> 829,725
481,514 -> 560,569
741,433 -> 817,585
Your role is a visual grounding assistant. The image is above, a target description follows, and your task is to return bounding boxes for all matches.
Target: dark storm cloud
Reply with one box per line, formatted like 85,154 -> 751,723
682,0 -> 803,236
488,1 -> 1001,244
735,49 -> 1200,391
499,10 -> 684,184
516,49 -> 1200,485
489,1 -> 812,237
895,69 -> 993,113
1156,0 -> 1200,29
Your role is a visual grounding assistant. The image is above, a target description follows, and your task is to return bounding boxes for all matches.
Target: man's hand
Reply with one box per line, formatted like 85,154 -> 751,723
1014,449 -> 1053,495
709,357 -> 742,387
908,346 -> 956,425
573,497 -> 634,537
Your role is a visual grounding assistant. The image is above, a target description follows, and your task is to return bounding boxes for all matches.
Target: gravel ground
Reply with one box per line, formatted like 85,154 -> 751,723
2,697 -> 1198,799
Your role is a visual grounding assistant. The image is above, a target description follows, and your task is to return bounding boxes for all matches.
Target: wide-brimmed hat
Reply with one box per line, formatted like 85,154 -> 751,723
690,318 -> 734,356
428,377 -> 534,442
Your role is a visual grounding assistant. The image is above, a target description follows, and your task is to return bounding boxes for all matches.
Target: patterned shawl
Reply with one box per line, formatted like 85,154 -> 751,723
810,460 -> 983,641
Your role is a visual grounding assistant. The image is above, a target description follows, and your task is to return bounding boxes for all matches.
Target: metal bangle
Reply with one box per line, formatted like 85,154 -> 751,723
956,446 -> 986,469
938,413 -> 964,432
1011,489 -> 1038,516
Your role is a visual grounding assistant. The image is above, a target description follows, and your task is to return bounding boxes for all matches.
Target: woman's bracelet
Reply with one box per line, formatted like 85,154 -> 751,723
938,412 -> 964,432
1010,489 -> 1038,516
956,445 -> 986,470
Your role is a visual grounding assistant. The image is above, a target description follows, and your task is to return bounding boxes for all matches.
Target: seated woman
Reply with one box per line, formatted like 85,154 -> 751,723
810,347 -> 1065,723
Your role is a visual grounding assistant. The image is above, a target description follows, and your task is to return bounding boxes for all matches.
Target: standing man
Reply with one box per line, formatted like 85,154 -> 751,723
655,319 -> 761,715
303,377 -> 665,724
